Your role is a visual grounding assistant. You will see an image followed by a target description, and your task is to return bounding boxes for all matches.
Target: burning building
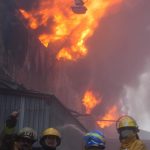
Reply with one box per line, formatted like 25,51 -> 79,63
0,0 -> 150,144
0,0 -> 122,125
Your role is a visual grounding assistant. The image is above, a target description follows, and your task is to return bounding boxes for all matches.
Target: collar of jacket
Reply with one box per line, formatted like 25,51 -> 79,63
120,134 -> 137,149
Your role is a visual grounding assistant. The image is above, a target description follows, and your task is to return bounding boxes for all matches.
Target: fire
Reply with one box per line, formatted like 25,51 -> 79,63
19,0 -> 122,61
19,9 -> 38,29
82,90 -> 102,114
96,105 -> 119,128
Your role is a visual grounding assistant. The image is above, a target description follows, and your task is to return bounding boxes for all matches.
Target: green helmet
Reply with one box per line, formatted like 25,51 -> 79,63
18,127 -> 37,142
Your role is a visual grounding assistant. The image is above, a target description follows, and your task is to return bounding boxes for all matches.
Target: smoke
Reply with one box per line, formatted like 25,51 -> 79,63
3,0 -> 150,131
121,61 -> 150,131
54,0 -> 149,105
50,0 -> 150,130
86,0 -> 150,130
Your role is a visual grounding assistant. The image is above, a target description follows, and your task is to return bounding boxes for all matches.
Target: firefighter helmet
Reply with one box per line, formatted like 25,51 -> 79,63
18,127 -> 37,142
84,130 -> 105,149
116,115 -> 139,132
40,128 -> 61,146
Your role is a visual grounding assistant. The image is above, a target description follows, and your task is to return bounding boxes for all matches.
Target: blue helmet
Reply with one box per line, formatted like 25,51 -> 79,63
84,130 -> 105,149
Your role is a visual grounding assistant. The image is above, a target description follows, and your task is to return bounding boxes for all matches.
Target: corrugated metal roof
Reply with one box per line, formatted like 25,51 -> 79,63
0,87 -> 87,133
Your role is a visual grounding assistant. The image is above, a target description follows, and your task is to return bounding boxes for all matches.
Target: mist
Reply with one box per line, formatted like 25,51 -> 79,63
58,124 -> 85,150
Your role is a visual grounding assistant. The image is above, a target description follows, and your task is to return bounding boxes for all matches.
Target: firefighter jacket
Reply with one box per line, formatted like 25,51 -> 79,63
120,135 -> 147,150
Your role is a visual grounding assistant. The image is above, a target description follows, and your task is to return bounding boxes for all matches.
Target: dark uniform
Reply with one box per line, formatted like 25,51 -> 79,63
0,112 -> 18,150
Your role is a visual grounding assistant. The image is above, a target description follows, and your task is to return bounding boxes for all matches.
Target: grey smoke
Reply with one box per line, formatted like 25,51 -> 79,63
121,61 -> 150,131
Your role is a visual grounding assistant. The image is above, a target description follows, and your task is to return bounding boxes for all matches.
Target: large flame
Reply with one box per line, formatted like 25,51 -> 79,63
82,90 -> 102,114
19,0 -> 122,61
96,105 -> 119,128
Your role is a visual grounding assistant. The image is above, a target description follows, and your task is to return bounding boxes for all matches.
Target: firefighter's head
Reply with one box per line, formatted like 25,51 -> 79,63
116,115 -> 139,140
16,127 -> 37,150
84,130 -> 106,150
40,128 -> 61,149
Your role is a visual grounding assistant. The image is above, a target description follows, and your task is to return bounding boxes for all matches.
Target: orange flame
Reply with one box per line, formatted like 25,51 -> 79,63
19,0 -> 122,61
82,90 -> 102,114
96,105 -> 119,128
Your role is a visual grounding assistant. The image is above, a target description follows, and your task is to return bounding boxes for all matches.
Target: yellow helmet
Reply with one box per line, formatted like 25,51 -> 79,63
41,128 -> 61,138
40,128 -> 61,146
116,115 -> 138,131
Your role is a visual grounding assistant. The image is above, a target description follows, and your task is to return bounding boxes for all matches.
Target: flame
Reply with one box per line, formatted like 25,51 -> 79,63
82,90 -> 102,114
96,105 -> 119,128
19,0 -> 122,61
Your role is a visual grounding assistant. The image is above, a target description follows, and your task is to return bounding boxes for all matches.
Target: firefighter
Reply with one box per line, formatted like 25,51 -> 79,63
0,111 -> 37,150
0,111 -> 19,150
84,130 -> 106,150
40,128 -> 61,150
116,115 -> 147,150
15,127 -> 37,150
